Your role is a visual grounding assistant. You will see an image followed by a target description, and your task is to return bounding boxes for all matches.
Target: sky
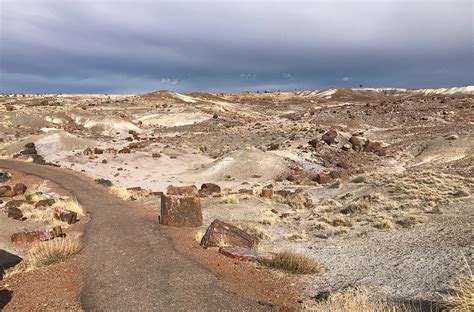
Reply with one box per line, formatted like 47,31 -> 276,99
0,0 -> 472,93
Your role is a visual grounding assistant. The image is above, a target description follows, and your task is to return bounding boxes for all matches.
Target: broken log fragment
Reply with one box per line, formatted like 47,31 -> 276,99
160,195 -> 202,227
200,219 -> 258,249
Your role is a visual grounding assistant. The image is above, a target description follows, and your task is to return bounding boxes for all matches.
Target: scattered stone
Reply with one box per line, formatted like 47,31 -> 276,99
322,129 -> 338,145
35,198 -> 55,208
160,195 -> 202,227
314,171 -> 332,184
260,188 -> 274,199
83,147 -> 94,155
11,226 -> 65,245
364,140 -> 386,156
152,153 -> 161,158
201,219 -> 258,249
20,143 -> 37,155
93,147 -> 104,154
239,189 -> 254,195
54,207 -> 78,224
446,134 -> 459,140
199,183 -> 221,197
219,246 -> 260,261
213,113 -> 219,119
267,143 -> 280,151
349,135 -> 364,152
7,207 -> 24,220
280,212 -> 290,219
118,148 -> 131,154
102,159 -> 107,164
6,200 -> 33,209
341,143 -> 352,151
13,183 -> 27,195
308,138 -> 319,148
166,185 -> 198,196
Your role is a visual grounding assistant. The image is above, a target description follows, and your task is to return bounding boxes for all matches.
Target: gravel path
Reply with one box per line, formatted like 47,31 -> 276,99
0,160 -> 268,311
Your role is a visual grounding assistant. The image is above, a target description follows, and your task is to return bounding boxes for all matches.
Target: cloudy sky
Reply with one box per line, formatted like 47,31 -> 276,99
0,0 -> 472,93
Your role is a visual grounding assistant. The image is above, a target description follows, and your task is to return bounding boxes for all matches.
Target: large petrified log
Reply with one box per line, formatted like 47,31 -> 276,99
200,219 -> 258,249
160,195 -> 202,227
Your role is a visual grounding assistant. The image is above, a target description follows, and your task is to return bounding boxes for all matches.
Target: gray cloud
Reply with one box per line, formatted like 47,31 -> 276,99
0,0 -> 472,93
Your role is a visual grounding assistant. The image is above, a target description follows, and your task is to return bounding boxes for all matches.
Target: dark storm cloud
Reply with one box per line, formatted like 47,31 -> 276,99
0,0 -> 472,93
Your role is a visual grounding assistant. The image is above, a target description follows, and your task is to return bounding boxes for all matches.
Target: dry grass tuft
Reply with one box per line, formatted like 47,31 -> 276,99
19,203 -> 65,226
110,185 -> 132,200
341,199 -> 373,214
220,194 -> 240,204
273,193 -> 309,210
51,199 -> 84,216
28,237 -> 81,268
442,275 -> 474,311
306,288 -> 401,312
242,223 -> 271,240
194,229 -> 205,243
258,251 -> 322,274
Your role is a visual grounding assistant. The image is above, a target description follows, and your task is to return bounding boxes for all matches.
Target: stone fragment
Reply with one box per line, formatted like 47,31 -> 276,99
7,207 -> 23,220
54,207 -> 78,224
5,200 -> 33,209
239,189 -> 254,195
83,147 -> 94,155
11,226 -> 64,245
314,171 -> 332,184
260,188 -> 274,199
219,246 -> 260,261
160,195 -> 202,227
267,143 -> 280,151
35,198 -> 55,208
199,183 -> 221,197
0,171 -> 11,183
13,183 -> 27,195
93,147 -> 104,154
364,141 -> 386,156
322,129 -> 338,145
166,185 -> 198,196
118,148 -> 131,154
201,219 -> 258,249
0,186 -> 12,197
308,138 -> 319,148
349,136 -> 364,152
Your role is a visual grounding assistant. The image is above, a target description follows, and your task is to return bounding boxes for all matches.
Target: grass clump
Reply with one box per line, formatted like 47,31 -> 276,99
29,238 -> 81,267
220,194 -> 240,204
306,288 -> 402,312
442,275 -> 474,311
19,203 -> 64,226
51,199 -> 84,216
258,251 -> 322,274
341,199 -> 372,214
110,185 -> 132,200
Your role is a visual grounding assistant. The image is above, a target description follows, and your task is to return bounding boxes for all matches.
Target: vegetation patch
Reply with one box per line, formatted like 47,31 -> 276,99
258,251 -> 322,274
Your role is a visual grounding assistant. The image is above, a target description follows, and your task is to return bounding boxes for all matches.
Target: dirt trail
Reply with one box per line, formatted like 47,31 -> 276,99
0,160 -> 268,311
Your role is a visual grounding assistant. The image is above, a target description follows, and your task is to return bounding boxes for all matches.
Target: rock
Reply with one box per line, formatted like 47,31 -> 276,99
322,129 -> 338,145
166,185 -> 198,196
308,138 -> 319,148
54,207 -> 78,224
349,135 -> 364,152
341,143 -> 352,151
152,153 -> 161,158
213,113 -> 219,119
11,226 -> 65,245
24,142 -> 35,149
364,140 -> 386,156
239,189 -> 254,195
280,212 -> 290,218
446,134 -> 459,140
13,183 -> 27,195
0,185 -> 12,196
93,147 -> 104,154
160,195 -> 202,227
314,171 -> 332,184
260,188 -> 274,199
6,200 -> 33,209
7,207 -> 23,220
102,159 -> 107,164
95,178 -> 113,186
128,141 -> 150,149
35,198 -> 55,208
0,249 -> 23,279
20,146 -> 37,155
200,219 -> 258,249
336,160 -> 350,169
267,143 -> 280,151
219,246 -> 260,261
199,183 -> 221,197
118,148 -> 131,154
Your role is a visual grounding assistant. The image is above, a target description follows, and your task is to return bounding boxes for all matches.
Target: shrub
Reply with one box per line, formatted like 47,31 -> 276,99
110,185 -> 132,200
29,238 -> 81,268
220,194 -> 239,204
442,275 -> 474,311
258,251 -> 322,274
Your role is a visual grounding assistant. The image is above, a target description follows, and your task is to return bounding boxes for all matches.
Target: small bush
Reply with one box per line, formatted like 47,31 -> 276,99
341,199 -> 372,214
51,199 -> 84,216
258,251 -> 322,274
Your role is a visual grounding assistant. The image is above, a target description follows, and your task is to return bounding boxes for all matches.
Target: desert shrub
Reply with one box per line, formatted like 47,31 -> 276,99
20,203 -> 64,226
341,199 -> 372,214
442,275 -> 474,311
242,224 -> 271,240
258,251 -> 322,274
395,215 -> 424,228
194,229 -> 205,243
321,214 -> 354,227
373,217 -> 394,229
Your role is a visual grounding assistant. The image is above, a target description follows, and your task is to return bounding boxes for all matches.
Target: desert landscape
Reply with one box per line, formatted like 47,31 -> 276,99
0,86 -> 473,311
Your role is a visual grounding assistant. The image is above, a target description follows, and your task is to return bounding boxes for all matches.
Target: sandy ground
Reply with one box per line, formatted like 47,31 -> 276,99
0,87 -> 473,309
